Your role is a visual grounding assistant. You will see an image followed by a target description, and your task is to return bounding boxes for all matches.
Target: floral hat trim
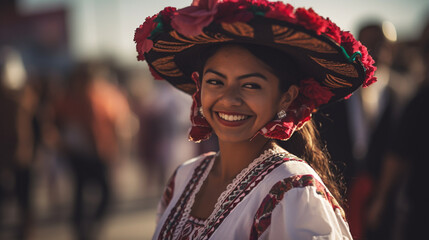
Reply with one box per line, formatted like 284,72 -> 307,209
134,0 -> 378,142
258,77 -> 334,141
134,0 -> 376,89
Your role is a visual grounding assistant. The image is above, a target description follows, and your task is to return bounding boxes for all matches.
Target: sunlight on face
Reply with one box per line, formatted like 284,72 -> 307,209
200,45 -> 284,143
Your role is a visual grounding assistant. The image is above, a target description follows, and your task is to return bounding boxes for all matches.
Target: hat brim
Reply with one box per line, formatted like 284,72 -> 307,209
145,16 -> 366,106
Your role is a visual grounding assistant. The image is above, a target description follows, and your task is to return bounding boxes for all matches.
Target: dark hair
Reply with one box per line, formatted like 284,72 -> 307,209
279,121 -> 345,207
198,43 -> 345,207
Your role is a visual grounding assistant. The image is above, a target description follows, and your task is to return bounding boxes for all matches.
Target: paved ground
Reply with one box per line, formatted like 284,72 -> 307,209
33,199 -> 157,240
0,156 -> 163,240
1,199 -> 158,240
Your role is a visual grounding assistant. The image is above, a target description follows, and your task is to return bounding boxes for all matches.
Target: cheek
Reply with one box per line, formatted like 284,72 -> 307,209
200,87 -> 217,111
200,87 -> 209,105
254,91 -> 281,115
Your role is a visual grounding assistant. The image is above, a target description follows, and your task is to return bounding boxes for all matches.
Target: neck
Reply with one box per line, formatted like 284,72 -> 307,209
213,136 -> 277,181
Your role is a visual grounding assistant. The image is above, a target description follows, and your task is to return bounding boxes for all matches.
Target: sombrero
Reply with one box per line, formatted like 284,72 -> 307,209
134,0 -> 377,141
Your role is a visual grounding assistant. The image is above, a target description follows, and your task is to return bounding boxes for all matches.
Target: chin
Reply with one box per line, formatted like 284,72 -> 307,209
215,132 -> 260,144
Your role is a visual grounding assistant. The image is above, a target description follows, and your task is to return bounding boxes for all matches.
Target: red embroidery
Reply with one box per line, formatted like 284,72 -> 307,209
250,174 -> 345,239
178,216 -> 205,240
158,151 -> 302,240
160,168 -> 177,214
158,156 -> 213,240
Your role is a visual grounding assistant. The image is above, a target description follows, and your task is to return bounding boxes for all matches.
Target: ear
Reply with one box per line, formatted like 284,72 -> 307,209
191,71 -> 200,83
279,85 -> 299,110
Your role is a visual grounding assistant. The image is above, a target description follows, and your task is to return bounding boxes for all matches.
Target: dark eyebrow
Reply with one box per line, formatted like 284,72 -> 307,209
204,69 -> 226,78
237,73 -> 267,81
204,69 -> 267,81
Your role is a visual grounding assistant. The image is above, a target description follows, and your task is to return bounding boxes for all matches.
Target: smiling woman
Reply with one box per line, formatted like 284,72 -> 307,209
134,0 -> 377,239
200,45 -> 292,144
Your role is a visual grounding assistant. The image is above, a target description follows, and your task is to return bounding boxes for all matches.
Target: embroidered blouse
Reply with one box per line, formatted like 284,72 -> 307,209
153,147 -> 352,240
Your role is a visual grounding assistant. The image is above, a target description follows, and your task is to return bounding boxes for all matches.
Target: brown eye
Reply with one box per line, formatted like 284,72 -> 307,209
206,79 -> 223,85
242,83 -> 261,89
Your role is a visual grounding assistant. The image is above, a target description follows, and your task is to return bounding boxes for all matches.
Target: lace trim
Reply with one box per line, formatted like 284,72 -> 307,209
172,153 -> 216,239
188,215 -> 206,226
197,145 -> 286,238
170,146 -> 288,239
212,145 -> 284,217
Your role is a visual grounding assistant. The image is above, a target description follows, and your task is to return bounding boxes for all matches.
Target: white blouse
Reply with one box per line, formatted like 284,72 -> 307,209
153,147 -> 352,240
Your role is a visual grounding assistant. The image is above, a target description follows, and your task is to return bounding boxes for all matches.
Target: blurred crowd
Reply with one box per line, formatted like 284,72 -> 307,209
0,39 -> 200,240
0,2 -> 203,240
316,18 -> 429,240
1,1 -> 429,240
0,43 -> 198,240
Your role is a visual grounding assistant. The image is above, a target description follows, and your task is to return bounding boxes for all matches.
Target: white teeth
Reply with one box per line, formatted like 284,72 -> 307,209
218,112 -> 248,121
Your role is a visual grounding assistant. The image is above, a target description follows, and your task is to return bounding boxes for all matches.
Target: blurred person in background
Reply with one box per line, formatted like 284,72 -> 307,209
348,21 -> 400,240
316,20 -> 402,239
54,61 -> 131,240
133,80 -> 180,195
0,47 -> 39,240
127,67 -> 198,197
365,19 -> 429,240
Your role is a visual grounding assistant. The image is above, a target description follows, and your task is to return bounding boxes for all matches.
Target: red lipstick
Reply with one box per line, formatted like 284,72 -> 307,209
215,111 -> 251,127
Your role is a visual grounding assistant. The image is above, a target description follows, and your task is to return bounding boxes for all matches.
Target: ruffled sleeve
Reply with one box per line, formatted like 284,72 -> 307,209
156,168 -> 177,223
251,174 -> 352,240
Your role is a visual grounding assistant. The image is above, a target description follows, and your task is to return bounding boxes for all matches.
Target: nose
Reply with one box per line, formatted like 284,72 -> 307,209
219,84 -> 243,106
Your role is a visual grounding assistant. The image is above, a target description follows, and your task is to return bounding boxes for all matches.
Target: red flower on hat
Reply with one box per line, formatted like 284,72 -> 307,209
171,0 -> 219,36
265,2 -> 296,22
341,31 -> 361,54
134,14 -> 158,61
324,18 -> 341,44
300,78 -> 334,106
358,43 -> 377,87
160,7 -> 177,24
149,66 -> 163,80
295,8 -> 328,35
363,64 -> 377,87
215,0 -> 253,23
252,0 -> 271,10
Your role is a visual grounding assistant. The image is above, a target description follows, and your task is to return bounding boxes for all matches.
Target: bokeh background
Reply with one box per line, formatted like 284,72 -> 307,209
1,0 -> 428,240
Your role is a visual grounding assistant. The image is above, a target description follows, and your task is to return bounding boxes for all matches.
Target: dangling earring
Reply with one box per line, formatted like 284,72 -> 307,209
277,110 -> 287,119
199,106 -> 205,117
188,71 -> 212,142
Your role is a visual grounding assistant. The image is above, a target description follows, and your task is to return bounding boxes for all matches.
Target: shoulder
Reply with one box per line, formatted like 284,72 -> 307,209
249,152 -> 350,239
156,152 -> 216,222
266,152 -> 324,184
251,173 -> 350,239
268,154 -> 344,217
163,151 -> 217,192
252,151 -> 339,214
259,152 -> 331,205
267,174 -> 344,217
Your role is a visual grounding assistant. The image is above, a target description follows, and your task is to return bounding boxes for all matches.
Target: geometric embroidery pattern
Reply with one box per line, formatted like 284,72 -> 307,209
250,174 -> 346,239
199,154 -> 303,239
158,156 -> 213,240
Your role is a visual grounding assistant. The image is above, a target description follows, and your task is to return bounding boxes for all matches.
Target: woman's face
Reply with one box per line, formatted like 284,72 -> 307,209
201,45 -> 292,143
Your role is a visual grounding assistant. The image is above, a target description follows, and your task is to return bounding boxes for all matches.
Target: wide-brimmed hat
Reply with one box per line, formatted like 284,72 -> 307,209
135,0 -> 376,103
134,0 -> 377,141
